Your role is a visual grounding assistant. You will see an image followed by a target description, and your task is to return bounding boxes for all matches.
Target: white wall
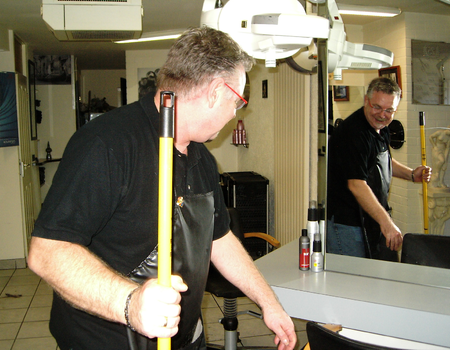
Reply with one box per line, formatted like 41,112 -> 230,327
79,69 -> 126,107
37,84 -> 76,200
125,49 -> 169,104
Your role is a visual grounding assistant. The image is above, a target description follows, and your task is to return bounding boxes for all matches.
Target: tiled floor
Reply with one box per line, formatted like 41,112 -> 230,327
0,268 -> 308,350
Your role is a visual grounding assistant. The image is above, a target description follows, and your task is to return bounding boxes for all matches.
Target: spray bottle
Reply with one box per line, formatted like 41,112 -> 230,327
311,233 -> 324,272
319,206 -> 326,254
299,229 -> 310,271
307,201 -> 319,264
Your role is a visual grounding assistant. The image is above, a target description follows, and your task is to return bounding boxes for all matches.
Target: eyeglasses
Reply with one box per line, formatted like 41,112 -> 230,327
224,83 -> 247,110
368,99 -> 397,115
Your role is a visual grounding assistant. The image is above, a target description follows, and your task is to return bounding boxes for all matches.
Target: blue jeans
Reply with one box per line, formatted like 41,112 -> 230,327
327,216 -> 366,257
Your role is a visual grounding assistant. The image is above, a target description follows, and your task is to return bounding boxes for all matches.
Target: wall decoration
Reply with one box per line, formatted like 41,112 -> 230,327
138,68 -> 159,100
34,55 -> 72,85
378,65 -> 402,97
0,72 -> 19,147
411,40 -> 450,105
28,60 -> 37,140
262,79 -> 268,98
333,85 -> 349,101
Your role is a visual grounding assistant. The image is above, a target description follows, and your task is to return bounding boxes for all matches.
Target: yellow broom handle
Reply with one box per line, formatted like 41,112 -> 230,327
158,92 -> 175,350
420,112 -> 429,234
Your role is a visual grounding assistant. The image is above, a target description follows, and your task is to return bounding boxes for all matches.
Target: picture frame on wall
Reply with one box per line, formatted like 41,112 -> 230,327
378,65 -> 402,96
333,85 -> 349,101
28,59 -> 37,140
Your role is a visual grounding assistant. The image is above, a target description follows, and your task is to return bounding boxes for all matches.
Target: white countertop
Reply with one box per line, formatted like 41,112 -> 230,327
255,240 -> 450,348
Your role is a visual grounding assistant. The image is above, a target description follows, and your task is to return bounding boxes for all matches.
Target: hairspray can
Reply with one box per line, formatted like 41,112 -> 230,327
299,229 -> 310,270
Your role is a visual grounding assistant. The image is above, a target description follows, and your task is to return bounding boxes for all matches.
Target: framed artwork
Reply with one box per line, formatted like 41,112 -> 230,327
333,85 -> 349,101
28,60 -> 37,140
378,65 -> 402,96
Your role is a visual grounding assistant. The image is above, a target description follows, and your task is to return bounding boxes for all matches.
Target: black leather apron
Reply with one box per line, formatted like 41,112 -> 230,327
126,191 -> 214,350
363,148 -> 397,261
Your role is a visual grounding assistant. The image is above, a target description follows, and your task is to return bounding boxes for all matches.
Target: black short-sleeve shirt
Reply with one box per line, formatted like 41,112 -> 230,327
327,107 -> 391,226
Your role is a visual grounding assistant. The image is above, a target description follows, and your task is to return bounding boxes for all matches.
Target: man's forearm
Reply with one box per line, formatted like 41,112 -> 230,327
28,236 -> 138,325
210,232 -> 278,310
347,179 -> 392,228
392,158 -> 412,180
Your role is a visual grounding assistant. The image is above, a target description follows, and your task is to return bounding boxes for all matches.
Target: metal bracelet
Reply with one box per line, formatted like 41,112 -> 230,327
411,171 -> 415,183
125,287 -> 139,331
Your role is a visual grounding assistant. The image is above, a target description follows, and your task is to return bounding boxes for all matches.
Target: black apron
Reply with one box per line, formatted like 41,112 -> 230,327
362,148 -> 398,261
126,191 -> 214,350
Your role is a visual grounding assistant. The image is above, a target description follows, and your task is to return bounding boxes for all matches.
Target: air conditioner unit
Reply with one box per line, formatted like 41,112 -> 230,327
41,0 -> 143,41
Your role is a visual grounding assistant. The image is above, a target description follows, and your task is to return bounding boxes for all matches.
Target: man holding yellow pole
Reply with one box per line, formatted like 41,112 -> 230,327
28,27 -> 296,350
327,77 -> 432,261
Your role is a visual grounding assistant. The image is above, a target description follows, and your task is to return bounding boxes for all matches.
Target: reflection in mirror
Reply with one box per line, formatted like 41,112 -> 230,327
318,0 -> 450,291
324,85 -> 450,289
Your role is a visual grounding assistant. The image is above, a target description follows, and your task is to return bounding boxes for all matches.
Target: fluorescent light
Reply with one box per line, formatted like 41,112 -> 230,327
115,30 -> 182,44
338,4 -> 401,17
438,0 -> 450,5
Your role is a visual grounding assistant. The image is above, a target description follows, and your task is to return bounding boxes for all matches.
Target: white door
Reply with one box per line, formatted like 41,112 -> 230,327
16,73 -> 35,256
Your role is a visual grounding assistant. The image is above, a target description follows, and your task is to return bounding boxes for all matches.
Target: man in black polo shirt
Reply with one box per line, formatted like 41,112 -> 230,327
27,27 -> 297,350
327,77 -> 431,260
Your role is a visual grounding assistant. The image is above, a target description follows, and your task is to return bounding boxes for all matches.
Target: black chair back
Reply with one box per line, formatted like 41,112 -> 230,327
306,322 -> 399,350
401,233 -> 450,269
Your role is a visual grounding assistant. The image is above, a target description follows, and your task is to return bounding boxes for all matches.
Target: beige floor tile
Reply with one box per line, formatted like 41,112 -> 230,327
35,282 -> 53,296
0,308 -> 27,324
0,296 -> 33,310
240,333 -> 277,348
0,270 -> 14,278
1,284 -> 39,297
0,323 -> 21,340
0,277 -> 10,291
201,293 -> 219,309
12,269 -> 36,277
30,294 -> 53,308
16,321 -> 52,339
7,275 -> 40,287
0,339 -> 14,350
236,317 -> 272,338
12,336 -> 57,350
24,307 -> 51,322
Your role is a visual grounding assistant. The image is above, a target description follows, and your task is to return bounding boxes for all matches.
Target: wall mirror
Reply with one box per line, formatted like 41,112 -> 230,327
318,1 -> 450,290
325,85 -> 450,289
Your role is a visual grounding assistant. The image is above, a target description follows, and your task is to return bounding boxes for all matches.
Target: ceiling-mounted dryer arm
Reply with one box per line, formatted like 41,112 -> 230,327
201,0 -> 329,67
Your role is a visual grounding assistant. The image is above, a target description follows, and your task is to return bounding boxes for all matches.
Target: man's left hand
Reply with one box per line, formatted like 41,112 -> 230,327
262,305 -> 297,350
413,166 -> 432,183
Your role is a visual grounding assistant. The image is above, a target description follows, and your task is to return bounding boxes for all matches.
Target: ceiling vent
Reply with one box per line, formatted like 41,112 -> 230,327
41,0 -> 143,41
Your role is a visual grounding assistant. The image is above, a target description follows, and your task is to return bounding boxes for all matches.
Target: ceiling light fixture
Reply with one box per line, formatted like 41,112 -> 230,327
438,0 -> 450,5
338,4 -> 401,17
115,30 -> 182,44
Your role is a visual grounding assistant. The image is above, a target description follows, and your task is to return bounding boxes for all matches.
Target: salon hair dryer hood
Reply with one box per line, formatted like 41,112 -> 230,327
201,0 -> 329,67
287,0 -> 394,78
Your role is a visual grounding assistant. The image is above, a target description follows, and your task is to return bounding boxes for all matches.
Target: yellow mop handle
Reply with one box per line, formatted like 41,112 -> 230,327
158,92 -> 175,350
419,112 -> 429,234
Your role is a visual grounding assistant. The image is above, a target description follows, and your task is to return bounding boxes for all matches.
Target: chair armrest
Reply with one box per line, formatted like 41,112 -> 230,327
243,232 -> 281,249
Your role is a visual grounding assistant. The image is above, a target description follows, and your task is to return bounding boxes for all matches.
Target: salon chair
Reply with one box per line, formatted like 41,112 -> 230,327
401,233 -> 450,268
304,322 -> 399,350
206,207 -> 280,350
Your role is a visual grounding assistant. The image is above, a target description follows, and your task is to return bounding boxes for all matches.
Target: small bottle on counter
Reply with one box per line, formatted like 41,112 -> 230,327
299,229 -> 310,271
307,201 -> 319,261
311,233 -> 323,272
